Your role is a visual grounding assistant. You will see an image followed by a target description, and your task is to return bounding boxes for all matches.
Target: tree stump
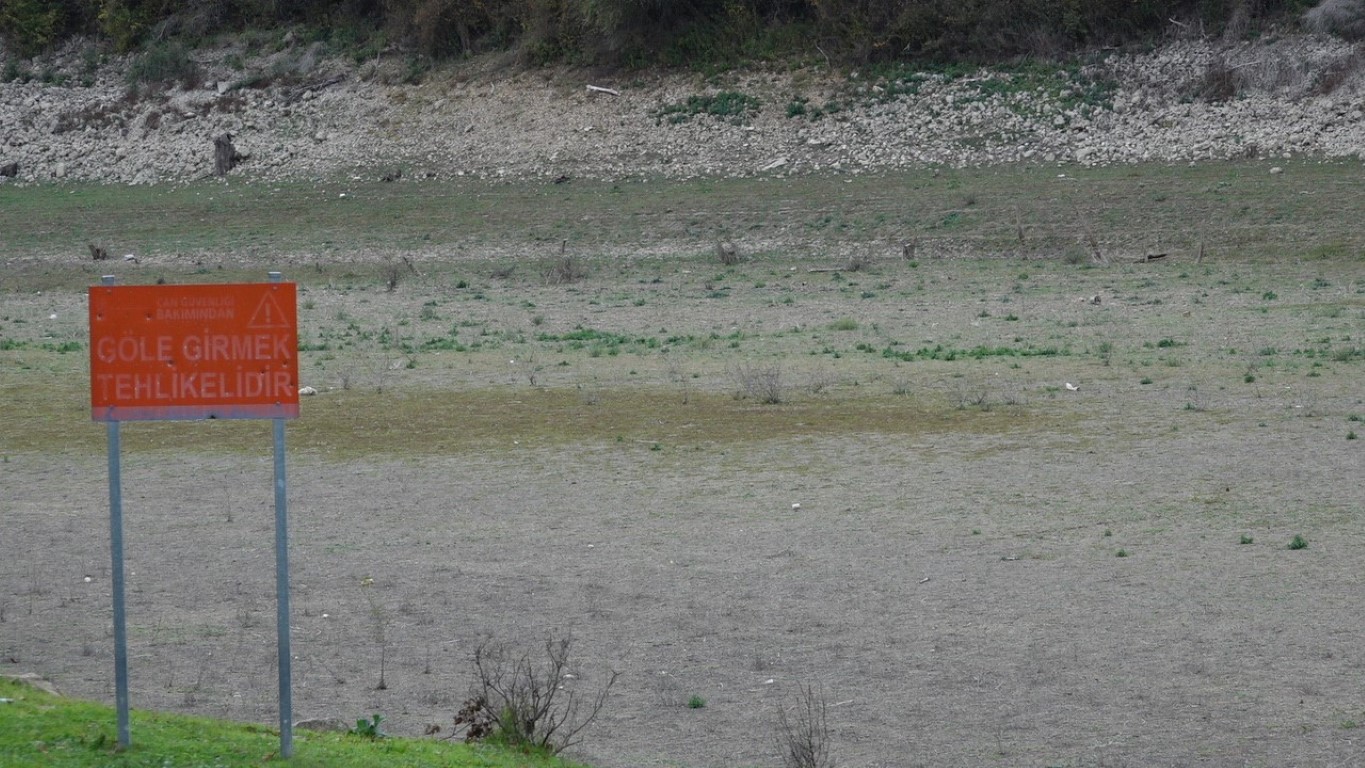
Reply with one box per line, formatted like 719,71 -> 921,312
213,133 -> 243,176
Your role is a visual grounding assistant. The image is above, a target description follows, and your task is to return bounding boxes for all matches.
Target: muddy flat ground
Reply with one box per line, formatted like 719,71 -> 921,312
3,165 -> 1364,767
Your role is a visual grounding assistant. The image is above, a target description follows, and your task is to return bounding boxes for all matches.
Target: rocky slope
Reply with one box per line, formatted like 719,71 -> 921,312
1,33 -> 1362,185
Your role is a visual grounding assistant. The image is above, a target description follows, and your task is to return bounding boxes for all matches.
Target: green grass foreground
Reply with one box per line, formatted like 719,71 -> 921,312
0,679 -> 584,768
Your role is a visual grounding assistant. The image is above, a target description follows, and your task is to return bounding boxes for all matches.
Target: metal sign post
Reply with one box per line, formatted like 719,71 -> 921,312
101,275 -> 131,750
90,274 -> 299,757
269,271 -> 294,758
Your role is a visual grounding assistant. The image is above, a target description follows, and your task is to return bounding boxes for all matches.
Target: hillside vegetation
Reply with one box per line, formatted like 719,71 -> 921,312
1,0 -> 1348,67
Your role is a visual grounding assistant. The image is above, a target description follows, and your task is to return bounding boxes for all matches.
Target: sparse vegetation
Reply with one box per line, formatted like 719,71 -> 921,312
1,158 -> 1363,768
731,362 -> 785,404
0,0 -> 1315,67
460,635 -> 618,755
125,41 -> 199,89
543,254 -> 586,286
654,92 -> 760,125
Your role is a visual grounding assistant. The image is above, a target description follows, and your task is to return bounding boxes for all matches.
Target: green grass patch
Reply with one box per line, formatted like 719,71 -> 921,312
0,678 -> 581,768
653,91 -> 760,124
5,161 -> 1364,266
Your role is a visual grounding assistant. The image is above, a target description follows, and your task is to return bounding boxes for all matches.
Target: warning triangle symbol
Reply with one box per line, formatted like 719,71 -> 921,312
248,291 -> 292,329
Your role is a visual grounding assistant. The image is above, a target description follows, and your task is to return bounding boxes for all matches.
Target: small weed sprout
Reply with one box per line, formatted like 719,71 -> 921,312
349,713 -> 386,739
1289,534 -> 1309,550
458,635 -> 618,755
1240,534 -> 1255,545
687,695 -> 707,709
775,683 -> 834,768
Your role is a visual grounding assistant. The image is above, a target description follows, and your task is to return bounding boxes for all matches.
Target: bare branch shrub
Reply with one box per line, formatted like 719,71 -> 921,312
459,635 -> 618,755
543,255 -> 586,285
665,355 -> 692,404
1183,56 -> 1241,102
775,683 -> 835,768
806,368 -> 838,396
1304,0 -> 1365,40
730,362 -> 784,404
1311,49 -> 1365,95
949,380 -> 992,410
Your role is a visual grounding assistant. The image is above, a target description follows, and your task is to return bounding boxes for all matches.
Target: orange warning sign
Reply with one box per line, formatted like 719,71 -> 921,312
89,282 -> 299,421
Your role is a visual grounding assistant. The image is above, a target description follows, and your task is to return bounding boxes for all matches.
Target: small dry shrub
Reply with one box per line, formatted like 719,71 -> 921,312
1184,56 -> 1242,102
1311,50 -> 1364,95
730,362 -> 784,404
451,694 -> 496,741
806,368 -> 838,395
455,635 -> 618,755
1304,0 -> 1365,40
543,255 -> 586,285
775,683 -> 834,768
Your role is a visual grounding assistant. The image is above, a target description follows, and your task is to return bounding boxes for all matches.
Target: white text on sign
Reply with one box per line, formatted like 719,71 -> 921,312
94,333 -> 294,364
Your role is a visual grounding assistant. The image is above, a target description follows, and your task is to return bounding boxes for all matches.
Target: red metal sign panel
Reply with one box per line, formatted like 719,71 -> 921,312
89,282 -> 299,421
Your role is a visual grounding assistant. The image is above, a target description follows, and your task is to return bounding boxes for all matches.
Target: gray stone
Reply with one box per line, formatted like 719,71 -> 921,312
294,717 -> 351,732
2,673 -> 60,696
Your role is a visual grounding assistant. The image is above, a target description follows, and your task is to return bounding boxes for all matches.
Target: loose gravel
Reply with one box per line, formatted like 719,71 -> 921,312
2,33 -> 1362,185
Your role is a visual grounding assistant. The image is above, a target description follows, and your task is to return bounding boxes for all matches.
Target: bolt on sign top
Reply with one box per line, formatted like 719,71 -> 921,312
89,282 -> 300,421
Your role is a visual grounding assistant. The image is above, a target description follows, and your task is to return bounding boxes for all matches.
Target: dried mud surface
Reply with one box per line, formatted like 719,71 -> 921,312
4,252 -> 1364,767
